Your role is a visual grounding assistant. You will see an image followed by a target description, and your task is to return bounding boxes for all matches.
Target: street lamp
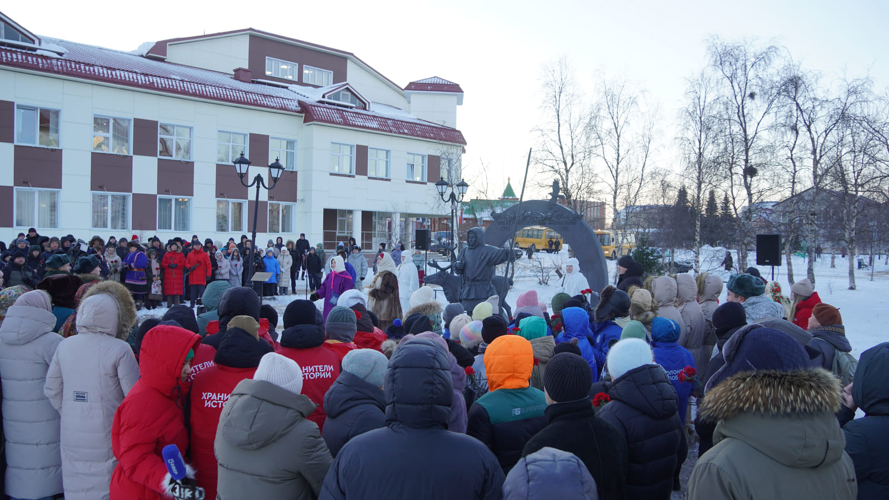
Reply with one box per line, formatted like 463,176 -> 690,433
233,151 -> 284,288
436,177 -> 469,253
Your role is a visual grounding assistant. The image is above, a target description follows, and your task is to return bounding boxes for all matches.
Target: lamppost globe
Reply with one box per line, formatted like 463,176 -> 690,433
435,178 -> 448,197
268,157 -> 284,182
457,179 -> 469,198
233,152 -> 251,178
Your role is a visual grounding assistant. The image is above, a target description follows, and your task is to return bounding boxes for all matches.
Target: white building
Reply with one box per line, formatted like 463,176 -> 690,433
0,12 -> 466,251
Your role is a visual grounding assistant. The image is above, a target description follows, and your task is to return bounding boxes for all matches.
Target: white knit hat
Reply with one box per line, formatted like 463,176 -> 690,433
338,289 -> 366,308
254,353 -> 303,395
606,338 -> 654,381
410,286 -> 436,309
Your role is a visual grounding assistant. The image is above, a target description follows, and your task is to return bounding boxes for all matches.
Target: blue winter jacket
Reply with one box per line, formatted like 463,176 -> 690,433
343,261 -> 357,285
262,254 -> 280,283
650,317 -> 695,424
555,307 -> 599,381
592,320 -> 623,372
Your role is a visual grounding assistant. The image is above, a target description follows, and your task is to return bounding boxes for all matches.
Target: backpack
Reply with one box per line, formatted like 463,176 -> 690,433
813,337 -> 858,387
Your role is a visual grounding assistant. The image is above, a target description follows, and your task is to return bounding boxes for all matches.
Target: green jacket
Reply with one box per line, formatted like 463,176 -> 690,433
689,369 -> 857,500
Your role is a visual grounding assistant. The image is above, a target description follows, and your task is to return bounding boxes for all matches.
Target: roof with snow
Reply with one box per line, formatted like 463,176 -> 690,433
405,76 -> 463,94
0,33 -> 466,145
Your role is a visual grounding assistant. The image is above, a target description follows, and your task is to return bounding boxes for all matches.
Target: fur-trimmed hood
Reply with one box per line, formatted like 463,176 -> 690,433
404,301 -> 443,319
76,280 -> 137,341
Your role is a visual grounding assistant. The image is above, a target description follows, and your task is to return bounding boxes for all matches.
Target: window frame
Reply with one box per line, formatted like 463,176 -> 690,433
216,130 -> 248,164
157,123 -> 193,161
269,137 -> 297,171
330,143 -> 355,175
157,195 -> 193,232
268,202 -> 295,234
13,187 -> 61,229
15,104 -> 61,148
90,191 -> 131,231
406,153 -> 427,182
0,21 -> 35,44
265,56 -> 298,80
92,115 -> 133,155
368,147 -> 391,179
303,65 -> 333,86
336,209 -> 353,237
216,198 -> 246,233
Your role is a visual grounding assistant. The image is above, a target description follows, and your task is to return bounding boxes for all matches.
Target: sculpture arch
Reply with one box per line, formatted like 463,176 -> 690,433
485,200 -> 608,294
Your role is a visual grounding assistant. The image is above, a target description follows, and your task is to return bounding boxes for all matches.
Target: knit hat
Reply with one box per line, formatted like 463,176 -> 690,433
620,320 -> 648,341
812,303 -> 842,326
606,338 -> 654,381
553,338 -> 582,356
727,273 -> 765,298
72,255 -> 100,275
460,320 -> 484,343
283,300 -> 321,328
472,301 -> 493,321
44,253 -> 70,270
386,319 -> 405,339
408,314 -> 434,335
254,353 -> 303,395
650,317 -> 681,343
443,303 -> 465,330
712,301 -> 747,336
260,304 -> 279,330
595,286 -> 631,323
449,313 -> 472,339
517,316 -> 548,341
562,296 -> 585,311
791,278 -> 814,298
338,289 -> 366,309
705,325 -> 812,393
410,286 -> 436,309
486,295 -> 501,316
342,349 -> 389,388
551,293 -> 572,315
481,315 -> 508,344
758,318 -> 813,347
163,305 -> 199,334
544,352 -> 593,402
12,250 -> 25,260
745,267 -> 762,278
516,290 -> 539,309
326,306 -> 357,343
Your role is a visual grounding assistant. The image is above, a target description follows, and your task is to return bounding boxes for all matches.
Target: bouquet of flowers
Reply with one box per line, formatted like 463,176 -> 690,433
592,392 -> 611,408
677,366 -> 700,390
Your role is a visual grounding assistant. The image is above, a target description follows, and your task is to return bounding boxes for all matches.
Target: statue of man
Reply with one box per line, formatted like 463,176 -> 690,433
453,227 -> 513,312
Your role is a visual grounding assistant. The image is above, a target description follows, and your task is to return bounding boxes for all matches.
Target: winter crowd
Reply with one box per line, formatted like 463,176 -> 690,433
0,230 -> 886,499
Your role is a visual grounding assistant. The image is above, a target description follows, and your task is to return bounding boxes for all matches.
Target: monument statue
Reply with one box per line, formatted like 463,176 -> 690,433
452,227 -> 514,312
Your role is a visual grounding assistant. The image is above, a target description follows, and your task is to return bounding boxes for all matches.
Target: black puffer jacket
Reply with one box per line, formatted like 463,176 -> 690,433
320,338 -> 504,499
840,342 -> 889,500
809,325 -> 852,372
322,371 -> 386,458
203,287 -> 261,349
597,363 -> 683,500
215,326 -> 274,368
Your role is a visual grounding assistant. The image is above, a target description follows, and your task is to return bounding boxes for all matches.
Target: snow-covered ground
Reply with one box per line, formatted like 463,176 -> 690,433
138,246 -> 889,356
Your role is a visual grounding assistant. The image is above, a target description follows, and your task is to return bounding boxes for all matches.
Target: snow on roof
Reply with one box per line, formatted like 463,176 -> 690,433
405,76 -> 463,94
0,36 -> 466,145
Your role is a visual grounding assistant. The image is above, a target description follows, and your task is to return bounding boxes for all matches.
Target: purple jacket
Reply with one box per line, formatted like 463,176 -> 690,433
448,352 -> 468,433
317,271 -> 354,320
124,251 -> 148,286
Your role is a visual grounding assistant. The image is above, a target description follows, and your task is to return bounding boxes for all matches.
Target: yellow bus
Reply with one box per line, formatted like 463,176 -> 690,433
514,226 -> 563,253
596,230 -> 636,259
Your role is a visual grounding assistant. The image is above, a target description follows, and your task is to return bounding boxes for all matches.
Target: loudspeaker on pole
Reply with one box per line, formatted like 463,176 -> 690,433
756,234 -> 781,266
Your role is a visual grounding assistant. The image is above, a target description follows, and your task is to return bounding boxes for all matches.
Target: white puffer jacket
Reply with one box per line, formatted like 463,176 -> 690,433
44,283 -> 140,500
397,254 -> 419,314
0,290 -> 64,499
558,258 -> 590,297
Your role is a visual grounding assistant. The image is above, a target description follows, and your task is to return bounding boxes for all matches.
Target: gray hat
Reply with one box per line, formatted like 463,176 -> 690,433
342,349 -> 389,388
326,306 -> 357,343
443,303 -> 465,331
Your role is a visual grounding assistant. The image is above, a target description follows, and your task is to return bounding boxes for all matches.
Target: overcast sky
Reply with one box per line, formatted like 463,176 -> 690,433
9,1 -> 888,200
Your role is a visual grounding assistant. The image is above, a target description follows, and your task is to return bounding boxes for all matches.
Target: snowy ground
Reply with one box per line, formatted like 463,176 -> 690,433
137,246 -> 888,356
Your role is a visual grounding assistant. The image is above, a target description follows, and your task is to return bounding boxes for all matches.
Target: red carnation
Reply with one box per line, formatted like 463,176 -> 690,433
533,358 -> 540,366
684,367 -> 696,377
464,366 -> 475,376
592,392 -> 611,408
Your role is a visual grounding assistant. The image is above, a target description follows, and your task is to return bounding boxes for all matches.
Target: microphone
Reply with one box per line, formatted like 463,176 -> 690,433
162,444 -> 205,500
162,444 -> 187,481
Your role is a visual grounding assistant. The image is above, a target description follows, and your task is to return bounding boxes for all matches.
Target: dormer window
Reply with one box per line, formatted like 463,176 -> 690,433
265,57 -> 297,80
330,90 -> 359,106
0,20 -> 35,44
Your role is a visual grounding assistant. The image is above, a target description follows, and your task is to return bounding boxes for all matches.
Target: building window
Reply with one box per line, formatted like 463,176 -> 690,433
270,138 -> 297,171
406,153 -> 427,182
216,199 -> 245,232
268,203 -> 293,233
265,57 -> 297,80
329,90 -> 359,106
15,105 -> 60,147
368,148 -> 390,178
330,143 -> 354,174
157,196 -> 191,231
158,123 -> 192,160
93,116 -> 131,154
91,193 -> 129,230
0,21 -> 33,43
303,65 -> 333,86
217,131 -> 247,164
336,209 -> 353,237
14,188 -> 59,229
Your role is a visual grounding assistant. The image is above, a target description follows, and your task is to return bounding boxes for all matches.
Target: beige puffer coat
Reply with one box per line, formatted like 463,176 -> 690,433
676,274 -> 709,375
652,276 -> 685,336
44,281 -> 140,500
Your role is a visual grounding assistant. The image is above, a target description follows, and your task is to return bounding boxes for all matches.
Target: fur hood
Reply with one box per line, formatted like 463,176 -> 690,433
700,368 -> 841,422
404,301 -> 443,319
77,280 -> 137,341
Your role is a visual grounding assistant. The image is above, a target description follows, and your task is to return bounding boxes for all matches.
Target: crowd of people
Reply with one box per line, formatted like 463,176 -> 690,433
0,232 -> 885,499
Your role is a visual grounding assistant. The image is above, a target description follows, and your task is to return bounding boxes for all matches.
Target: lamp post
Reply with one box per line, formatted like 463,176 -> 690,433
233,152 -> 284,288
435,177 -> 469,255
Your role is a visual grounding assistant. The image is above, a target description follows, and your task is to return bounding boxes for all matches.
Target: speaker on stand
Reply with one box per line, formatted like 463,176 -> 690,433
415,229 -> 430,285
756,234 -> 781,281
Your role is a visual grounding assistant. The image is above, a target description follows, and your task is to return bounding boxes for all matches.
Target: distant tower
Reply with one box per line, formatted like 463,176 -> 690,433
500,178 -> 518,201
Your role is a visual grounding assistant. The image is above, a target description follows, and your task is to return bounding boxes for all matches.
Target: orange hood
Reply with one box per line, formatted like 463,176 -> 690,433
484,335 -> 534,391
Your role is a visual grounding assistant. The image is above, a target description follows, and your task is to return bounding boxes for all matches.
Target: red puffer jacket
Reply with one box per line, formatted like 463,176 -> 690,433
161,251 -> 186,296
793,292 -> 821,331
185,246 -> 211,286
188,325 -> 272,500
277,323 -> 341,431
110,325 -> 201,500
